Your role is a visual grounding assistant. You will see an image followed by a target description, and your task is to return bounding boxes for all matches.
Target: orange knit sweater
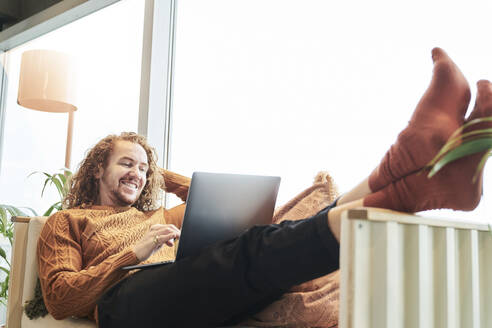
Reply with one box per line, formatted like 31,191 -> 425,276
37,169 -> 190,321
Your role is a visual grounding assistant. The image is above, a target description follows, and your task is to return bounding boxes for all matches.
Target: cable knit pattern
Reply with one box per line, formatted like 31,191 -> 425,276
37,205 -> 186,321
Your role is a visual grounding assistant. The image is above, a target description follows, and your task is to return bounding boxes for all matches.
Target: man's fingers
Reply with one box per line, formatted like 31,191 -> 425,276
154,231 -> 180,248
153,226 -> 180,237
150,224 -> 180,234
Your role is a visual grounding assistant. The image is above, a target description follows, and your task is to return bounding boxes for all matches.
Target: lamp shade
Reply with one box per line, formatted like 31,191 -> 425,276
17,49 -> 77,113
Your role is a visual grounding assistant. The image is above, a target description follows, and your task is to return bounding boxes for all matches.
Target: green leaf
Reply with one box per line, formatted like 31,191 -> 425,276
427,117 -> 492,167
0,266 -> 9,275
29,169 -> 73,205
473,150 -> 492,182
51,177 -> 64,198
2,206 -> 14,217
0,204 -> 37,218
22,207 -> 38,216
0,247 -> 9,267
0,280 -> 7,296
43,202 -> 61,216
0,215 -> 5,234
0,247 -> 7,262
0,210 -> 6,235
41,177 -> 50,197
0,207 -> 6,224
57,173 -> 66,186
428,138 -> 492,177
427,131 -> 492,168
0,204 -> 22,247
454,117 -> 492,138
27,171 -> 42,179
4,205 -> 22,217
16,206 -> 30,216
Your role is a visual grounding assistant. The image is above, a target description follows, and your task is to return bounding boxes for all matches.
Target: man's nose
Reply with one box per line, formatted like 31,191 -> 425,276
129,166 -> 140,177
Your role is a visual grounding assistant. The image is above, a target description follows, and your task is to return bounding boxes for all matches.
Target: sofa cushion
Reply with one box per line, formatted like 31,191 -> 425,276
241,171 -> 340,328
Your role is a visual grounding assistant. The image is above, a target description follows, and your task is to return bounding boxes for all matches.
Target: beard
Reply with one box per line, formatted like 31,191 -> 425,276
97,169 -> 145,207
111,189 -> 136,206
111,183 -> 142,206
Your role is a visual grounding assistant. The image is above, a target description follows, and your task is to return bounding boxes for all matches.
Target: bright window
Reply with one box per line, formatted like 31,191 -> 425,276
170,0 -> 492,222
0,0 -> 145,214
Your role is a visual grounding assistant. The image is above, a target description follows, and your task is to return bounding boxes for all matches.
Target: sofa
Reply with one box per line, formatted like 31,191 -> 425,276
7,171 -> 341,328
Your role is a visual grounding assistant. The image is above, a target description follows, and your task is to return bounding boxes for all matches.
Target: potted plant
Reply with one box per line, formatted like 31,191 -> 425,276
0,206 -> 36,305
0,169 -> 72,323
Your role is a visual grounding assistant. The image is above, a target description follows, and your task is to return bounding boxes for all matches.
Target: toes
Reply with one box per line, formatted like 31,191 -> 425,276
467,80 -> 492,122
477,79 -> 492,87
476,79 -> 492,110
422,48 -> 470,120
431,47 -> 448,63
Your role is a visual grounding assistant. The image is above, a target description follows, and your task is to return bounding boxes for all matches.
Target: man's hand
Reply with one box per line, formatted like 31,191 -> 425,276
132,224 -> 181,262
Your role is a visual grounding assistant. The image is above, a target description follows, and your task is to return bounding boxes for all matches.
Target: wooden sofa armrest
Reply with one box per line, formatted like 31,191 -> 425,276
11,216 -> 31,223
7,216 -> 31,328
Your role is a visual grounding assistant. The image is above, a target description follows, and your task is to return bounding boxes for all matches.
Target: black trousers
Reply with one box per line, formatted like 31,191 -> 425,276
97,203 -> 339,328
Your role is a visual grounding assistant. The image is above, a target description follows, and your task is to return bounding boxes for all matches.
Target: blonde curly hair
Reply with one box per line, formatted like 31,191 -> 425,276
64,132 -> 163,211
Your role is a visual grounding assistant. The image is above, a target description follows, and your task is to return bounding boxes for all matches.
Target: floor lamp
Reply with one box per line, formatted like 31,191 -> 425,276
17,50 -> 78,170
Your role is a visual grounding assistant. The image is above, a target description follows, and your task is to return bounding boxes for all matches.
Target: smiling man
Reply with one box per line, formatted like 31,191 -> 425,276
36,48 -> 492,328
37,133 -> 188,323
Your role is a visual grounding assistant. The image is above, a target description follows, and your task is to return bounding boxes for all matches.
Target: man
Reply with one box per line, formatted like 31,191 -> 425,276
37,48 -> 491,327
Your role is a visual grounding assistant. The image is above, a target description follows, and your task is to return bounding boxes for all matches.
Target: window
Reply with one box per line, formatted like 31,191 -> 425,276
170,0 -> 492,221
0,0 -> 145,216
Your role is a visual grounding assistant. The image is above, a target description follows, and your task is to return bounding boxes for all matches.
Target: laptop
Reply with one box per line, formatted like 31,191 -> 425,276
122,171 -> 280,270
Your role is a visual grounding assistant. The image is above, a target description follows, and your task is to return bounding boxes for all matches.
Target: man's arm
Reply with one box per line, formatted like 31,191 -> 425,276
160,169 -> 191,202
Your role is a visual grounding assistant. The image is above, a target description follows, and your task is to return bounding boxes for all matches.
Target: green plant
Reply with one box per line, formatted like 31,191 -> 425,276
0,205 -> 37,306
427,117 -> 492,180
29,169 -> 72,216
0,169 -> 72,307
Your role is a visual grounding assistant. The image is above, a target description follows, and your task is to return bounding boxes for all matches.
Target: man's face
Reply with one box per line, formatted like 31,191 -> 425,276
96,140 -> 149,207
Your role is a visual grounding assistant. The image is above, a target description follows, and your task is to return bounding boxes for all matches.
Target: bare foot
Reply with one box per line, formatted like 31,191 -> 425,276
369,48 -> 471,192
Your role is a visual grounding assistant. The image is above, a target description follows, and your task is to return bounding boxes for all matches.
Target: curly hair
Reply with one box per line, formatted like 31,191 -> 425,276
64,132 -> 163,211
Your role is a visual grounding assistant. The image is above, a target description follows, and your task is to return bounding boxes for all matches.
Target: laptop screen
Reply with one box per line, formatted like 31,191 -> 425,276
176,172 -> 281,260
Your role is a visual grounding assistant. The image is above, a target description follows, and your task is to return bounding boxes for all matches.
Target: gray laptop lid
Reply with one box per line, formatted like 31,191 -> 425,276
176,172 -> 281,260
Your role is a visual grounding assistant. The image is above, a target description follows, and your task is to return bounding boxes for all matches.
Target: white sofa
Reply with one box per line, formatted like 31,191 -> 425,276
6,171 -> 340,328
